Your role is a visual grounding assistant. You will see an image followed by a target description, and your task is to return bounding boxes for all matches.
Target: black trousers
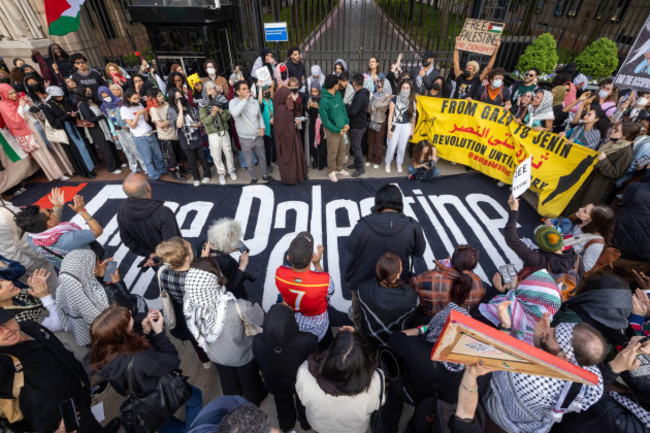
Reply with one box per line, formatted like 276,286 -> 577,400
88,126 -> 120,171
215,358 -> 267,406
274,391 -> 310,432
184,146 -> 211,181
348,127 -> 366,169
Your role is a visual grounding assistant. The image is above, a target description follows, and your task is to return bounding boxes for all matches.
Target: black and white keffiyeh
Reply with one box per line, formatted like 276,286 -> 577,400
608,391 -> 650,428
425,302 -> 468,343
487,323 -> 603,433
184,268 -> 236,347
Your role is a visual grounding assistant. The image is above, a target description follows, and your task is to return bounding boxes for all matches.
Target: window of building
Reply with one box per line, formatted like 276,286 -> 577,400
87,0 -> 117,40
566,0 -> 582,17
555,0 -> 567,16
610,0 -> 631,22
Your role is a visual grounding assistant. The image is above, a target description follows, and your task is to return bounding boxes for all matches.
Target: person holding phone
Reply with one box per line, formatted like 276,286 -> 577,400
205,218 -> 251,300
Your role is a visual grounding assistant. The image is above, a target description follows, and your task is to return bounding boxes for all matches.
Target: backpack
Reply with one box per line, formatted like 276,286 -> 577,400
548,256 -> 581,301
0,354 -> 24,423
583,238 -> 621,277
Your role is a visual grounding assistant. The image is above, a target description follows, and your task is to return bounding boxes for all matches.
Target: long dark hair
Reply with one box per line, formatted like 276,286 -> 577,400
48,44 -> 69,61
167,88 -> 188,113
372,184 -> 403,213
166,71 -> 189,92
449,245 -> 479,305
412,140 -> 433,163
376,252 -> 402,288
579,203 -> 615,242
317,331 -> 374,395
89,305 -> 150,371
590,105 -> 610,138
367,56 -> 381,74
122,88 -> 140,107
398,79 -> 416,120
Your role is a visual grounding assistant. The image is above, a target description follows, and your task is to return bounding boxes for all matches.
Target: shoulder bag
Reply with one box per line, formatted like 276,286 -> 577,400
583,238 -> 621,278
370,368 -> 385,433
233,300 -> 262,336
120,356 -> 193,433
44,119 -> 69,144
76,102 -> 96,128
0,354 -> 24,423
156,264 -> 177,330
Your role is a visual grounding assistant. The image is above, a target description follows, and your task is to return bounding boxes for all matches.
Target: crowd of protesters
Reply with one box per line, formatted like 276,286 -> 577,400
0,35 -> 650,433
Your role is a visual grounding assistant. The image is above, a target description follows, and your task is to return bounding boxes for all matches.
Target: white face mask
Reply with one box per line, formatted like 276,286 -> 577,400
637,97 -> 648,107
206,67 -> 216,75
102,97 -> 112,102
598,90 -> 610,99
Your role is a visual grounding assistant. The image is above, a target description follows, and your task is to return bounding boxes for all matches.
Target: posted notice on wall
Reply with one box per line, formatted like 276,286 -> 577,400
613,15 -> 650,92
512,156 -> 532,198
456,19 -> 504,55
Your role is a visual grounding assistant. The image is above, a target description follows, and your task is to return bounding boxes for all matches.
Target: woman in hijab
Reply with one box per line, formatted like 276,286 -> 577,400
251,47 -> 275,82
56,249 -> 111,346
98,85 -> 143,174
274,80 -> 308,184
0,83 -> 69,181
76,85 -> 123,174
307,80 -> 327,170
184,257 -> 267,405
253,304 -> 318,432
307,65 -> 325,89
525,89 -> 554,132
275,63 -> 289,88
41,86 -> 97,178
333,58 -> 348,75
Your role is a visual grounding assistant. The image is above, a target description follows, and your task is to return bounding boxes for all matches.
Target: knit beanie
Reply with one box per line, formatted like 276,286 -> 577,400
534,225 -> 563,252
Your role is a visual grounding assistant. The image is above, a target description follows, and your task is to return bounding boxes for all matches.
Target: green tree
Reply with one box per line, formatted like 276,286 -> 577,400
574,37 -> 619,81
516,33 -> 559,76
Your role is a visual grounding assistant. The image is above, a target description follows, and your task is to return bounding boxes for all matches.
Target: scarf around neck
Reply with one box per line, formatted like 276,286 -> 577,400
0,83 -> 33,137
29,222 -> 82,247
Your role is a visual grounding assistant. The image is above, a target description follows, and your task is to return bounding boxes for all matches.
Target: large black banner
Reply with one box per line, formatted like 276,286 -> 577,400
614,15 -> 650,92
14,173 -> 541,325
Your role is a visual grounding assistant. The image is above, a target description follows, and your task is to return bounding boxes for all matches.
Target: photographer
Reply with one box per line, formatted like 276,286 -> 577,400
200,81 -> 237,185
206,218 -> 252,300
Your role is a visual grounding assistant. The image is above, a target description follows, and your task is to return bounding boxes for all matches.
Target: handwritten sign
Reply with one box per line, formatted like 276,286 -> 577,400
512,156 -> 532,198
456,19 -> 504,55
431,310 -> 599,385
255,66 -> 273,87
413,97 -> 599,217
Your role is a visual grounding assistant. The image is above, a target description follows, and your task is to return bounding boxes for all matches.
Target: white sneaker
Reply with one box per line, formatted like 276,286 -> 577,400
365,162 -> 371,167
202,177 -> 210,184
111,169 -> 122,174
397,164 -> 403,173
385,164 -> 391,174
120,163 -> 127,168
344,155 -> 349,163
59,175 -> 70,181
229,171 -> 238,180
193,180 -> 200,187
373,164 -> 379,169
218,175 -> 226,185
202,361 -> 212,369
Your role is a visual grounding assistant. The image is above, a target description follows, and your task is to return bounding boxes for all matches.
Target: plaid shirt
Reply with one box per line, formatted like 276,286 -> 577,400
158,266 -> 187,305
410,261 -> 485,317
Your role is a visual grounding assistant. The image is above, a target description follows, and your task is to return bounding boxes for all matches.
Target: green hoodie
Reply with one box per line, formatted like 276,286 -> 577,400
318,89 -> 349,133
199,105 -> 231,135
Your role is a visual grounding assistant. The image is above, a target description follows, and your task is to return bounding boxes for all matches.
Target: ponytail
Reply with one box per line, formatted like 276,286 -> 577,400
450,270 -> 473,305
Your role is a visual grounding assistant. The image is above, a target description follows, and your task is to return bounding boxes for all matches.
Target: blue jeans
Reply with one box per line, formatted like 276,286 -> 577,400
134,135 -> 166,180
158,385 -> 203,433
408,165 -> 440,176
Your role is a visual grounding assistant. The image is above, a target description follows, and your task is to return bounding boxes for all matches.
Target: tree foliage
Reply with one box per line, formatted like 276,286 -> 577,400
574,37 -> 619,80
516,33 -> 559,76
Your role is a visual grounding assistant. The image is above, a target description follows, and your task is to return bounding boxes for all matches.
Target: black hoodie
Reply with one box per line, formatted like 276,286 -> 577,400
117,198 -> 182,257
345,212 -> 426,292
347,87 -> 370,129
252,304 -> 318,395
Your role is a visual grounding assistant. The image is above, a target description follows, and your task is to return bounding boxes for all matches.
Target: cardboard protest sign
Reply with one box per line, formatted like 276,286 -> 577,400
512,156 -> 532,198
456,19 -> 504,55
255,66 -> 273,87
431,310 -> 599,385
614,15 -> 650,92
412,96 -> 599,217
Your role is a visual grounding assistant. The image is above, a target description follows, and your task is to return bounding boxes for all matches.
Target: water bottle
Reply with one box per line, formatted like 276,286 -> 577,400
342,132 -> 350,145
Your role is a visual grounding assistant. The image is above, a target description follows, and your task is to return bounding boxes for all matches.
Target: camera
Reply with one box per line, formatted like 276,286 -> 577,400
243,271 -> 257,282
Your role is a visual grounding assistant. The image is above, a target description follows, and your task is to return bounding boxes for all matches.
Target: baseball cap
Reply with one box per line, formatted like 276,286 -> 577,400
0,308 -> 16,326
288,232 -> 314,268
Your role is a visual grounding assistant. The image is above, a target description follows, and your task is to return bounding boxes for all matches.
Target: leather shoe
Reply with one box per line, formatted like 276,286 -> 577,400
250,178 -> 258,184
351,169 -> 365,178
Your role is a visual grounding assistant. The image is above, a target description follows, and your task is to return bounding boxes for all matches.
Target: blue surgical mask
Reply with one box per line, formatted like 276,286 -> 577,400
598,90 -> 610,99
492,79 -> 502,88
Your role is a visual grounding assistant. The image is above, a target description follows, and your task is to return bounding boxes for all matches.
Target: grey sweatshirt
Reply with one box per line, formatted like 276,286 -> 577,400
228,96 -> 265,139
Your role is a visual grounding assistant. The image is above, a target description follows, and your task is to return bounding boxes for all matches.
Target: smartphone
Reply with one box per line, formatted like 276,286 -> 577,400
103,261 -> 117,282
137,257 -> 149,268
59,398 -> 79,432
237,241 -> 249,254
636,155 -> 650,167
498,263 -> 518,285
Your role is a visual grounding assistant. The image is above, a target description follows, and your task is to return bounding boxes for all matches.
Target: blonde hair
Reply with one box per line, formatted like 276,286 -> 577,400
105,63 -> 123,77
288,77 -> 300,87
467,61 -> 480,74
156,237 -> 189,269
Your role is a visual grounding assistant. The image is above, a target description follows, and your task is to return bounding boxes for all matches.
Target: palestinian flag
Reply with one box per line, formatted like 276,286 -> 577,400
45,0 -> 86,36
488,23 -> 503,34
0,130 -> 27,162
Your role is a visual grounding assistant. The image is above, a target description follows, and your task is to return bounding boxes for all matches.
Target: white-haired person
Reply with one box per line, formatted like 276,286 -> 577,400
205,218 -> 251,300
452,35 -> 500,100
184,257 -> 267,405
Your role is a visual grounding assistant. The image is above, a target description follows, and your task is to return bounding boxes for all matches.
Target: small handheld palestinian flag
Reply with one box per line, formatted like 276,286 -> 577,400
45,0 -> 86,36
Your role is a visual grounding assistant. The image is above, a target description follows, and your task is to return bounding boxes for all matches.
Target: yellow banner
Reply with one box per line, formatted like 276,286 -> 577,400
413,96 -> 599,217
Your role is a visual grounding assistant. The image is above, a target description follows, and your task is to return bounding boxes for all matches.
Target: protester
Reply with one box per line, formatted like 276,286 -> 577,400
117,173 -> 181,265
366,79 -> 391,169
120,88 -> 167,180
346,73 -> 370,177
148,86 -> 185,180
274,81 -> 308,184
295,329 -> 385,433
252,304 -> 317,432
453,37 -> 501,100
0,307 -> 120,432
385,79 -> 416,173
202,59 -> 229,92
560,203 -> 615,273
229,80 -> 271,183
411,50 -> 440,95
213,403 -> 282,433
200,80 -> 236,185
274,63 -> 289,88
258,84 -> 275,173
251,47 -> 276,81
307,81 -> 327,170
184,258 -> 267,405
167,87 -> 211,186
408,140 -> 439,181
511,68 -> 539,105
69,53 -> 106,98
524,89 -> 554,131
90,305 -> 203,432
333,58 -> 348,76
513,90 -> 533,122
307,65 -> 325,89
476,67 -> 512,110
167,70 -> 196,106
319,74 -> 350,182
275,232 -> 334,344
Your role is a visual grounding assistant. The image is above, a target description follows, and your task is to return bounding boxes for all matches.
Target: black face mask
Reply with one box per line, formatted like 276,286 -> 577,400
432,83 -> 441,90
422,60 -> 430,67
28,83 -> 43,93
462,70 -> 471,78
290,88 -> 299,94
281,71 -> 288,80
263,91 -> 271,98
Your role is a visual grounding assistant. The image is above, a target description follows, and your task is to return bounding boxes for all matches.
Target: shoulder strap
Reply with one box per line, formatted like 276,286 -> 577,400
39,244 -> 65,260
233,299 -> 245,323
125,356 -> 136,396
584,238 -> 606,251
1,354 -> 24,399
156,264 -> 171,296
376,368 -> 385,404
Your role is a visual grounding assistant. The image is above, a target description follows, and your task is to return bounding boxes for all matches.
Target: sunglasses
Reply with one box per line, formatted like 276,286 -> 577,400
74,60 -> 86,65
525,73 -> 536,77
